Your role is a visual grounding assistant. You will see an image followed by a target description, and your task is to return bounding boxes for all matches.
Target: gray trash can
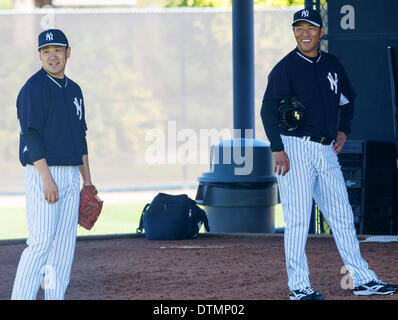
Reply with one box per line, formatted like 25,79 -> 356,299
195,138 -> 279,233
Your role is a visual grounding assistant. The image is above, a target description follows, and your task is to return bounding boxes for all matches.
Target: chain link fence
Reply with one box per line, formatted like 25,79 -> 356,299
305,0 -> 328,51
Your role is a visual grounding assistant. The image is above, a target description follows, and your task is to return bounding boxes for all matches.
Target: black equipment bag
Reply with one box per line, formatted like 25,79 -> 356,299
136,193 -> 210,240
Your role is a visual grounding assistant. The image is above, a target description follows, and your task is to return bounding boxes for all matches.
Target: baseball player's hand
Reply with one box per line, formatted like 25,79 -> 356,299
42,176 -> 59,204
33,158 -> 59,204
333,131 -> 347,154
273,150 -> 290,176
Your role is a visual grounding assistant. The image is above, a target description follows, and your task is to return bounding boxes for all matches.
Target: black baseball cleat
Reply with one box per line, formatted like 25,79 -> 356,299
289,287 -> 324,300
353,280 -> 398,296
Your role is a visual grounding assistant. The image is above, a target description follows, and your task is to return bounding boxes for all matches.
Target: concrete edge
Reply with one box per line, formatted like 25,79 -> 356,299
0,233 -> 145,246
0,232 -> 369,246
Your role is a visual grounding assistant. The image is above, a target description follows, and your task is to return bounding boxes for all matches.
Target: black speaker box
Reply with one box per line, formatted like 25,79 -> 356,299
338,140 -> 397,235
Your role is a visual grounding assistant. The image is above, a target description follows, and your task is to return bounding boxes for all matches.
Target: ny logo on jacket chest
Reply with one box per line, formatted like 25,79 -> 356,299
327,72 -> 338,94
73,97 -> 82,120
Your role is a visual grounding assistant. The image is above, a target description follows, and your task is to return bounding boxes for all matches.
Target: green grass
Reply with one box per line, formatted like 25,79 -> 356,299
274,204 -> 285,228
1,207 -> 28,240
0,203 -> 146,240
0,203 -> 285,240
76,203 -> 146,237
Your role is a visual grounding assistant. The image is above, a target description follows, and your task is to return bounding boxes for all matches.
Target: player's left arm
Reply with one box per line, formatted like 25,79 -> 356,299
78,92 -> 93,186
79,153 -> 92,186
334,100 -> 354,154
333,130 -> 347,154
334,97 -> 354,154
79,128 -> 92,186
334,61 -> 355,154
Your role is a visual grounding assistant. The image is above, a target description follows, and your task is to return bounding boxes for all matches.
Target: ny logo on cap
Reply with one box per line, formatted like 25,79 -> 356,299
301,10 -> 310,18
46,32 -> 53,41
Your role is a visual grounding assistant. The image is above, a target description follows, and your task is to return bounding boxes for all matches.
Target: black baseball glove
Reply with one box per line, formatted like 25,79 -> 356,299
278,97 -> 305,132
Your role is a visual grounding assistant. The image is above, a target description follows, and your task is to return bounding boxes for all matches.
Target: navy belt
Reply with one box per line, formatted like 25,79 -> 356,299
302,136 -> 334,145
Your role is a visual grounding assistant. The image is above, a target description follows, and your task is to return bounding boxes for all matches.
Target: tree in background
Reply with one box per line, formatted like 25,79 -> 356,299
0,0 -> 305,9
166,0 -> 229,7
254,0 -> 304,6
164,0 -> 304,7
135,0 -> 304,8
0,0 -> 11,9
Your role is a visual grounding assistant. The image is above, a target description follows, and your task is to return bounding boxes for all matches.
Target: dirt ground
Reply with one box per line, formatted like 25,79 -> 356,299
0,233 -> 397,301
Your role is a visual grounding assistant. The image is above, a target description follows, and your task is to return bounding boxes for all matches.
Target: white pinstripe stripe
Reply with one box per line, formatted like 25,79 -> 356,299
11,165 -> 80,300
278,135 -> 378,290
44,166 -> 80,299
312,143 -> 377,286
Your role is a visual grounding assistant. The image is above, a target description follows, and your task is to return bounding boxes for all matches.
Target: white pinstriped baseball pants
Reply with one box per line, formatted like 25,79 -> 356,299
277,135 -> 378,291
12,165 -> 80,300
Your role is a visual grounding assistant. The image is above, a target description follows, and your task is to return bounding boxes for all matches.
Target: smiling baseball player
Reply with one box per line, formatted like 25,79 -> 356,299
12,29 -> 96,300
260,8 -> 398,300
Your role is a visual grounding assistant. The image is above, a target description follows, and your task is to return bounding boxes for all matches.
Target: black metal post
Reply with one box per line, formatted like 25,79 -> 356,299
232,0 -> 255,138
195,1 -> 279,234
304,0 -> 315,9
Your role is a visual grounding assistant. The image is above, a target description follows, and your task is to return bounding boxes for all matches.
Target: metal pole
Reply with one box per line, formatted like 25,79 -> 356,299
305,0 -> 320,234
304,0 -> 315,9
387,46 -> 398,147
232,0 -> 255,138
180,14 -> 187,184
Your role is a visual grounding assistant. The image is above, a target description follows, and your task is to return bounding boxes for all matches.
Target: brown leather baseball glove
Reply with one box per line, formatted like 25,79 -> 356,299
78,185 -> 104,230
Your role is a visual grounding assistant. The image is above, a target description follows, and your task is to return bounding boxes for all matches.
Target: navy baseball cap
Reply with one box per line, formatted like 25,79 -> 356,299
292,8 -> 323,28
38,29 -> 69,50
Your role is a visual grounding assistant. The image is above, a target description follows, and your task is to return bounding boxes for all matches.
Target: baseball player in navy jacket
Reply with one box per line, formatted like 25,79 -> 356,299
12,29 -> 95,300
261,9 -> 398,300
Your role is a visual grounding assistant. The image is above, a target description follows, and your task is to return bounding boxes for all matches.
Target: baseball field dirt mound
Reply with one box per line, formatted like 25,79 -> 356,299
1,234 -> 397,300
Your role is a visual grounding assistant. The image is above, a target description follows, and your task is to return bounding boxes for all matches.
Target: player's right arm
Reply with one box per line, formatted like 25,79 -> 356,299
22,128 -> 58,204
33,158 -> 59,204
18,83 -> 58,204
260,62 -> 293,176
260,98 -> 290,176
272,150 -> 290,176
